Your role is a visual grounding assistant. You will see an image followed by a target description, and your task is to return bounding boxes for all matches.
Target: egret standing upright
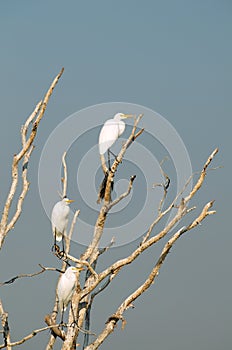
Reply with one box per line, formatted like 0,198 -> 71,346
51,196 -> 74,253
98,112 -> 133,157
57,266 -> 84,325
97,113 -> 133,202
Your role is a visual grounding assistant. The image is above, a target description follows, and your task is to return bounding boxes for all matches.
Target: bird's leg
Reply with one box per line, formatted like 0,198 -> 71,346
70,301 -> 77,327
62,234 -> 65,253
55,299 -> 59,311
59,234 -> 67,260
108,149 -> 120,163
52,229 -> 59,252
107,149 -> 111,170
60,305 -> 65,330
53,244 -> 70,264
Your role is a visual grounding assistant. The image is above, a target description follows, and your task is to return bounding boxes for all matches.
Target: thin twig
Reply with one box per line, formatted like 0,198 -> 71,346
0,265 -> 62,287
107,175 -> 136,210
65,254 -> 98,278
98,237 -> 115,256
0,324 -> 64,349
153,157 -> 170,214
68,210 -> 80,240
64,210 -> 81,255
62,152 -> 68,199
185,148 -> 219,202
142,148 -> 219,244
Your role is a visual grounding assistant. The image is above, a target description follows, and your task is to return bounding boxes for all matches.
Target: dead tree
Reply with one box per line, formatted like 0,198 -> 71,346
0,69 -> 218,350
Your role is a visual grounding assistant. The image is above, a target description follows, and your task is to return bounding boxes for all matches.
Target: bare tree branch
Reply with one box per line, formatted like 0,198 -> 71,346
99,154 -> 108,175
62,152 -> 68,199
68,210 -> 80,239
0,265 -> 62,287
65,254 -> 98,278
0,323 -> 64,349
44,315 -> 66,341
84,200 -> 216,350
107,175 -> 136,210
98,237 -> 115,256
64,209 -> 80,259
61,287 -> 82,350
0,68 -> 218,350
0,300 -> 11,350
0,67 -> 64,250
185,148 -> 219,203
142,148 -> 219,244
82,276 -> 112,349
71,148 -> 217,349
153,157 -> 170,214
21,101 -> 43,146
79,149 -> 218,302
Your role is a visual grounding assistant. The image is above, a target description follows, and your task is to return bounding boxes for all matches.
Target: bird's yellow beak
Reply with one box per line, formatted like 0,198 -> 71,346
73,266 -> 85,272
66,199 -> 74,203
121,114 -> 134,119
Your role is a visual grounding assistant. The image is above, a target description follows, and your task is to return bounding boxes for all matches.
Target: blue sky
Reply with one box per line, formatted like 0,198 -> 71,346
0,1 -> 231,349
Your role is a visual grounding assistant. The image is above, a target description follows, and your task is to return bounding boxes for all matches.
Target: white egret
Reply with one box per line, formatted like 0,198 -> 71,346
97,113 -> 133,203
51,196 -> 74,252
57,266 -> 84,325
99,112 -> 133,156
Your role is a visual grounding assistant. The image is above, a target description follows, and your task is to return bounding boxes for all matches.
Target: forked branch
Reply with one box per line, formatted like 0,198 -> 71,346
0,68 -> 64,250
84,200 -> 216,350
79,149 -> 218,304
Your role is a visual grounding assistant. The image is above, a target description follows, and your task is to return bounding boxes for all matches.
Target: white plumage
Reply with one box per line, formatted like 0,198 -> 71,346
51,197 -> 74,242
98,113 -> 133,155
57,266 -> 82,313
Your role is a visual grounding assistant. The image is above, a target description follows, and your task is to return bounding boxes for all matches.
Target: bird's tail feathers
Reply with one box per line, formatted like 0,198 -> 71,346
97,171 -> 114,203
53,229 -> 63,242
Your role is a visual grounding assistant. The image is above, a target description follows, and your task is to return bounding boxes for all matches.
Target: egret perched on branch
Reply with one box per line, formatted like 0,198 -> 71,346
99,112 -> 133,156
97,113 -> 133,203
57,266 -> 84,325
51,196 -> 74,253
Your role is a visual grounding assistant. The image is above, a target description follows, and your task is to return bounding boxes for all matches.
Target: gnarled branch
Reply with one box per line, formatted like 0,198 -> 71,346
84,200 -> 216,350
0,68 -> 64,250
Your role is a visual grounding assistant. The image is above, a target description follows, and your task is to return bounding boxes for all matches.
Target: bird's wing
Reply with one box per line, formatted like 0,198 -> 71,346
118,120 -> 126,137
99,119 -> 120,155
51,207 -> 63,241
51,203 -> 69,237
57,275 -> 77,311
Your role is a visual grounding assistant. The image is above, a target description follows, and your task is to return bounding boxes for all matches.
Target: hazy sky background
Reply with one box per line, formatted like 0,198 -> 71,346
0,1 -> 231,349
